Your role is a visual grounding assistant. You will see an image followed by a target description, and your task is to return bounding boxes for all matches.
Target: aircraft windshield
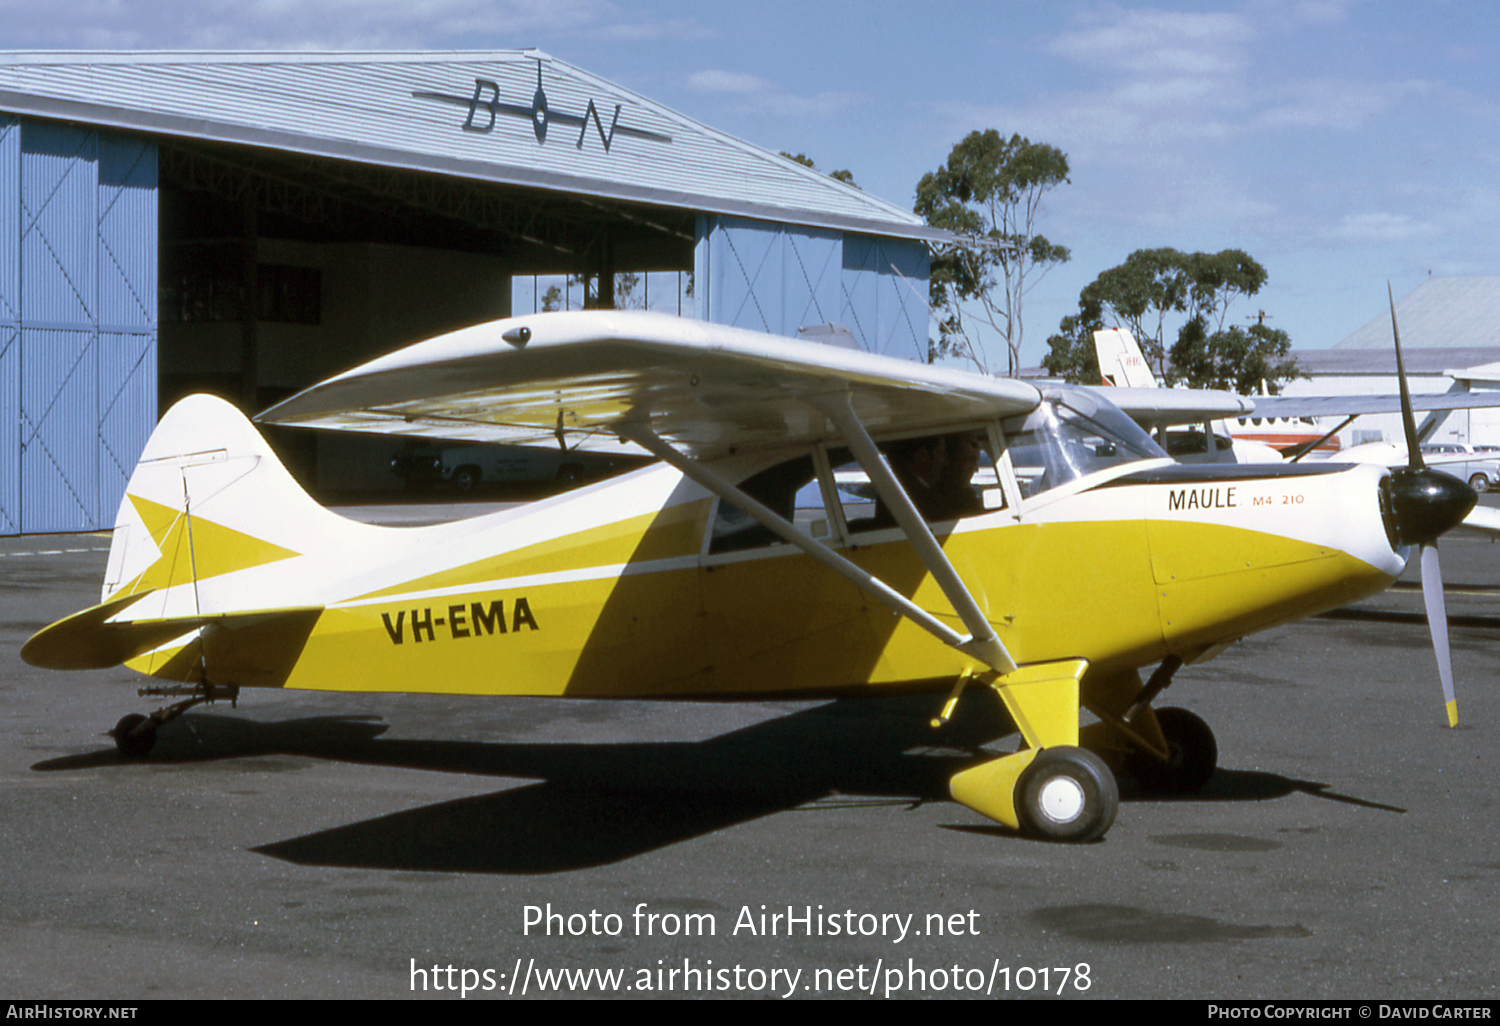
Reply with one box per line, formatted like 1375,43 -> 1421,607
1007,387 -> 1166,498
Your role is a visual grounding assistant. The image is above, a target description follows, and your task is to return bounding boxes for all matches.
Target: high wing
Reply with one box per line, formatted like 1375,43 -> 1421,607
261,309 -> 1052,675
257,310 -> 1042,459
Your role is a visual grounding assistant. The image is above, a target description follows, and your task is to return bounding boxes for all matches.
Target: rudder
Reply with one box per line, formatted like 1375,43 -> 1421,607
102,394 -> 347,607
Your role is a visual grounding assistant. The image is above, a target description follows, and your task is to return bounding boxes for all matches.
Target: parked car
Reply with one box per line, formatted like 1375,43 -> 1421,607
391,443 -> 624,492
1418,443 -> 1500,493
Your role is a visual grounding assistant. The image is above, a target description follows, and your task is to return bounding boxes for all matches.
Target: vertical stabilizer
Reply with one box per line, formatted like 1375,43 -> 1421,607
1093,328 -> 1158,388
101,394 -> 358,609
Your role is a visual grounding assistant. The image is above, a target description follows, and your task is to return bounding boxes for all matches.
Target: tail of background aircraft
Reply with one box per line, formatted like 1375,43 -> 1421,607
23,394 -> 367,672
1093,328 -> 1158,388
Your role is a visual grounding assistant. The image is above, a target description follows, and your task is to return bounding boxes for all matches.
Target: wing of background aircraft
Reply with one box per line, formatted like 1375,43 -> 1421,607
1093,386 -> 1254,428
1091,326 -> 1500,460
1250,392 -> 1500,419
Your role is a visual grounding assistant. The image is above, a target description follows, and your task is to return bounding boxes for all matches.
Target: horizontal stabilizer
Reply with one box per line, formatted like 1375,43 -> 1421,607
22,591 -> 175,670
22,594 -> 323,672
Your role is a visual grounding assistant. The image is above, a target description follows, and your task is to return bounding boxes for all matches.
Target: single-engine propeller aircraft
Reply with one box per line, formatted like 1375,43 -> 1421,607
22,296 -> 1478,843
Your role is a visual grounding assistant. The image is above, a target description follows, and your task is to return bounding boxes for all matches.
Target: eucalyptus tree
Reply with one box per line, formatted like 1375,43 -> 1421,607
915,130 -> 1070,375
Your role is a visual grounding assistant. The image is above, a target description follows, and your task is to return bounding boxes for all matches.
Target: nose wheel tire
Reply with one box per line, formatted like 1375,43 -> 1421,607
1130,706 -> 1217,794
1015,747 -> 1118,842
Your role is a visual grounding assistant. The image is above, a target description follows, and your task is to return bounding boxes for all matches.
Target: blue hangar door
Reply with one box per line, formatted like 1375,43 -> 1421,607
694,215 -> 931,362
0,117 -> 157,535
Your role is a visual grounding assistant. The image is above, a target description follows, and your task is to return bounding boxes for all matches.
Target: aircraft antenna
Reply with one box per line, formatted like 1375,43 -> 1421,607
181,472 -> 209,684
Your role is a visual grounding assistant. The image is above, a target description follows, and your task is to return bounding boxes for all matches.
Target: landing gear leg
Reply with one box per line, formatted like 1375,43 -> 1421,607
948,659 -> 1121,842
1128,707 -> 1218,794
107,683 -> 239,759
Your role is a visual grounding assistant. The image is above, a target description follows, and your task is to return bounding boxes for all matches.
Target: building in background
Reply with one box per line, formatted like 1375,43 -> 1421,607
0,51 -> 949,534
1285,277 -> 1500,449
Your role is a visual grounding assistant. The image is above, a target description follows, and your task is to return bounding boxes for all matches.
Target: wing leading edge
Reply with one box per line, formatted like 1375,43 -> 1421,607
257,310 -> 1043,460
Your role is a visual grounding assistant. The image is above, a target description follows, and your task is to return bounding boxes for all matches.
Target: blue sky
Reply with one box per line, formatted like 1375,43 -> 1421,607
4,0 -> 1497,370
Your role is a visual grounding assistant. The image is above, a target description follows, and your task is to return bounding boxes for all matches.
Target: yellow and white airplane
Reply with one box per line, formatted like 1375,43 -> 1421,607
21,308 -> 1477,843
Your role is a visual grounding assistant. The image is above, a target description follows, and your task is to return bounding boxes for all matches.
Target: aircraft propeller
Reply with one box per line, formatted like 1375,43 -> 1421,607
1384,283 -> 1476,727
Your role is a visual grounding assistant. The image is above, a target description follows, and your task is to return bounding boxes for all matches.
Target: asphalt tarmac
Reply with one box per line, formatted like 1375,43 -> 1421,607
3,499 -> 1499,1001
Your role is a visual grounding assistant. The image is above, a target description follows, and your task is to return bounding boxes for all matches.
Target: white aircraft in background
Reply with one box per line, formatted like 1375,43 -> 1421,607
1092,326 -> 1500,469
1092,327 -> 1284,464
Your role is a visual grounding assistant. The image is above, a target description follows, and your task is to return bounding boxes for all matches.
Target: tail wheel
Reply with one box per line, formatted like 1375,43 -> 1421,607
1131,706 -> 1217,794
109,713 -> 157,759
1015,747 -> 1118,842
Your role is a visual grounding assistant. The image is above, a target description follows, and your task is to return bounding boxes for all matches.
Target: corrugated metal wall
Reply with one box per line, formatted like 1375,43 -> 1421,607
696,215 -> 843,339
1,118 -> 156,535
840,234 -> 931,364
695,214 -> 931,361
0,117 -> 19,535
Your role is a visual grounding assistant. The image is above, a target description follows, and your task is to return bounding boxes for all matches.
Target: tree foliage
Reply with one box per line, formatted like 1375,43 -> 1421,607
1042,247 -> 1300,393
915,130 -> 1070,375
542,271 -> 645,311
780,151 -> 859,189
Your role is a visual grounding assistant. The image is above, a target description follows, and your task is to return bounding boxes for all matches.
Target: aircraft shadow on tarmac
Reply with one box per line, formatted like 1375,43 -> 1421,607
30,697 -> 1402,874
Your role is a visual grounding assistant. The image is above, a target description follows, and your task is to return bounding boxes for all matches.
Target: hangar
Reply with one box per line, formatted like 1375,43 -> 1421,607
0,50 -> 946,535
1286,277 -> 1500,448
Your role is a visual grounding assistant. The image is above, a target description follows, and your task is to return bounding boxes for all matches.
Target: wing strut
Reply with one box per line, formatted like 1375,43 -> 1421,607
804,392 -> 1015,674
619,421 -> 1013,673
615,405 -> 1014,678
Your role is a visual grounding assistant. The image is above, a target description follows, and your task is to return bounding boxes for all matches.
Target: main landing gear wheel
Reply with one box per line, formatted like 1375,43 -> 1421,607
109,713 -> 158,759
1130,706 -> 1217,794
1015,747 -> 1118,843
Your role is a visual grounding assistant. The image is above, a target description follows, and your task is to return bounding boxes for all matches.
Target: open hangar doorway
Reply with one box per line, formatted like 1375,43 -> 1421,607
156,137 -> 695,498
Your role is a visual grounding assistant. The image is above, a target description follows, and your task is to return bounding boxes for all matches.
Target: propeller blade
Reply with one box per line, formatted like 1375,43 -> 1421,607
1390,283 -> 1424,472
1419,543 -> 1459,727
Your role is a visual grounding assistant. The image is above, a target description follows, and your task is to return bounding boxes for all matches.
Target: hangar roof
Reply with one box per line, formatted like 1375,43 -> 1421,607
0,49 -> 941,243
1335,277 -> 1500,350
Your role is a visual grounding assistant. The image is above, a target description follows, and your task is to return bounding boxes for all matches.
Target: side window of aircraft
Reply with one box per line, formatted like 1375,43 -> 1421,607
848,431 -> 1002,532
707,430 -> 1004,554
709,456 -> 815,554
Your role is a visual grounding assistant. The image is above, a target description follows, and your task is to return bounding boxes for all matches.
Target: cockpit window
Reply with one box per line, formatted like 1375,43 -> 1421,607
709,456 -> 813,553
708,430 -> 1003,554
1006,386 -> 1166,498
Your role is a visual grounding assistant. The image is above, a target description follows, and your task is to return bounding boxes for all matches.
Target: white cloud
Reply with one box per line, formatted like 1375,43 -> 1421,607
1329,211 -> 1435,244
1258,78 -> 1437,130
688,69 -> 766,94
687,68 -> 863,118
1047,8 -> 1254,78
